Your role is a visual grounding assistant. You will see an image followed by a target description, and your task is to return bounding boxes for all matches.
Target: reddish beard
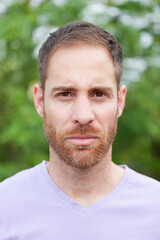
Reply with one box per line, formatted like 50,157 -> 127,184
43,116 -> 118,169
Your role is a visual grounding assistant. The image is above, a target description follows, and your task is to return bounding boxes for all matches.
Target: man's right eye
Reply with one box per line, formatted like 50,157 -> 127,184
55,91 -> 75,100
59,92 -> 71,97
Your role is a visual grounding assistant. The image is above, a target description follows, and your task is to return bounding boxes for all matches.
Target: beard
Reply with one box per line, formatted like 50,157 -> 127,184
43,115 -> 118,169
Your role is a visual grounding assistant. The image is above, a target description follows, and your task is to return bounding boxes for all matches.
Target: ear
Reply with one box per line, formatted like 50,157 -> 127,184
33,83 -> 44,118
117,84 -> 127,118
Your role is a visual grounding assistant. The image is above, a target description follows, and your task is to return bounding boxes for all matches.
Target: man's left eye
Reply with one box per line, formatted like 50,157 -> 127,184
93,92 -> 105,97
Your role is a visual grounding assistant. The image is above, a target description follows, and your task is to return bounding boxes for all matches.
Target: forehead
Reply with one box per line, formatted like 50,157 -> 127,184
46,45 -> 117,90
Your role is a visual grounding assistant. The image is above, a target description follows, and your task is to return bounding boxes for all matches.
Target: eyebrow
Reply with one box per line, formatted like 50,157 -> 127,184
89,87 -> 114,94
50,87 -> 77,94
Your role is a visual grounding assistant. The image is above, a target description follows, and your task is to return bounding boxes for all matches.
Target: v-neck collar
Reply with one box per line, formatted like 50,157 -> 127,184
40,160 -> 129,216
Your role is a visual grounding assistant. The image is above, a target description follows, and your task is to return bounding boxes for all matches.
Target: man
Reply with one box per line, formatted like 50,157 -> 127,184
0,21 -> 159,239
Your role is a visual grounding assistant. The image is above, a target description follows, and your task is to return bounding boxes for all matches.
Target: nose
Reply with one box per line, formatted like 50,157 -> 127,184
71,96 -> 95,125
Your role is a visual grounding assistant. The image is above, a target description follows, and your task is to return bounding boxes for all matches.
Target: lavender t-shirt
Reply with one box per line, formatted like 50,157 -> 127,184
0,161 -> 159,240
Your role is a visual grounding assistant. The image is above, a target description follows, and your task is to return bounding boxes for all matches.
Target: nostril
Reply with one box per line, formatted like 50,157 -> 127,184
72,113 -> 94,125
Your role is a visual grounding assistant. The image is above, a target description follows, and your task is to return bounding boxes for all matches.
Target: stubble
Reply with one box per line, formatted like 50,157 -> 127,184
43,114 -> 118,169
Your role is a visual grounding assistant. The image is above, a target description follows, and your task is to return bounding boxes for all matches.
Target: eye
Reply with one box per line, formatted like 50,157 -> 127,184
93,91 -> 105,97
59,92 -> 71,97
91,88 -> 114,100
55,91 -> 75,101
92,91 -> 106,99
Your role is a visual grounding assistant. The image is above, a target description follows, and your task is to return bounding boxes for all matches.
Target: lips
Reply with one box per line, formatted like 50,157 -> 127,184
66,135 -> 98,146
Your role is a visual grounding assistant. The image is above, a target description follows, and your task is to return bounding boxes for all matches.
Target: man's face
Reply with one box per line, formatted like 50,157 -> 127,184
34,45 -> 126,169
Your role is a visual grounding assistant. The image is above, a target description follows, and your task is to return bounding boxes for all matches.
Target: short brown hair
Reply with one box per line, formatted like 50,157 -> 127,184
38,21 -> 123,89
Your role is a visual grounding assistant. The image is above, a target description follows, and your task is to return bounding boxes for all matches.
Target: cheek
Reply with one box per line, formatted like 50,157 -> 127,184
94,103 -> 117,127
44,103 -> 72,131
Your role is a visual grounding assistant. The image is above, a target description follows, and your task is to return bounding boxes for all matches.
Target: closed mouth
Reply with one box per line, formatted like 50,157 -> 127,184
66,135 -> 98,146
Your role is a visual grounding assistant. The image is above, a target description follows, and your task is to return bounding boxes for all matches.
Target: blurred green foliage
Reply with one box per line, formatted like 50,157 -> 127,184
0,0 -> 160,181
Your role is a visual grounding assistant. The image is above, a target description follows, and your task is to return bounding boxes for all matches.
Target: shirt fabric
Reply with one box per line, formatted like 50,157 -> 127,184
0,161 -> 160,240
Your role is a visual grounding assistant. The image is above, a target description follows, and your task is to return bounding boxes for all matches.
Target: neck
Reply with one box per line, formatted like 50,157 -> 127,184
46,147 -> 125,207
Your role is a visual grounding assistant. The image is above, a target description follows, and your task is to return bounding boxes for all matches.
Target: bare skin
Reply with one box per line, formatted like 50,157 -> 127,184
47,147 -> 124,207
34,45 -> 126,207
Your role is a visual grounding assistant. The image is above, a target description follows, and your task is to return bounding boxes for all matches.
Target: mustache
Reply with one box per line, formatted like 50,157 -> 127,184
64,124 -> 101,136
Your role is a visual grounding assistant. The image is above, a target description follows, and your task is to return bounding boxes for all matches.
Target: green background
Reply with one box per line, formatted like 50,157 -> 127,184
0,0 -> 160,181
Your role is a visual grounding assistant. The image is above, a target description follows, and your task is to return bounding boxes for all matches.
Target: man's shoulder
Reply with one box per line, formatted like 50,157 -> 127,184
125,166 -> 160,201
127,166 -> 160,186
0,162 -> 43,196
